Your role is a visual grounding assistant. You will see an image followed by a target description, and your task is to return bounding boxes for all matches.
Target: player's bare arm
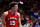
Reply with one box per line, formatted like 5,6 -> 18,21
17,13 -> 21,27
1,11 -> 8,27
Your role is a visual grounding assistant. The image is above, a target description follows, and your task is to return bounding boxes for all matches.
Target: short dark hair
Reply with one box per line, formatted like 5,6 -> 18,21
9,2 -> 18,9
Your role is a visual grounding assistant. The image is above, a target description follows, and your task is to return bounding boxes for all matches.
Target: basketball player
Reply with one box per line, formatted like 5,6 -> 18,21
1,2 -> 21,27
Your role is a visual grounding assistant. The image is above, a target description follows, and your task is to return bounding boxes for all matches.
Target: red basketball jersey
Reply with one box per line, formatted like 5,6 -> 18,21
6,11 -> 18,27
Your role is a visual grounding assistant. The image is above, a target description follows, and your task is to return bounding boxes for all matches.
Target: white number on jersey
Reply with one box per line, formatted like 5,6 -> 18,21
10,21 -> 15,25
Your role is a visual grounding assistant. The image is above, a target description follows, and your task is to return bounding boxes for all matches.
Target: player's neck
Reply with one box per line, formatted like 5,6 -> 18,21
10,10 -> 15,14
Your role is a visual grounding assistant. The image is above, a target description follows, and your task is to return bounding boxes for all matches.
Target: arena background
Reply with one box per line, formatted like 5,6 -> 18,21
0,0 -> 40,27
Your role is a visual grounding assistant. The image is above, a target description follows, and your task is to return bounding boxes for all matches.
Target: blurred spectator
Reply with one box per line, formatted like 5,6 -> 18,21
27,18 -> 31,23
0,16 -> 1,26
24,21 -> 30,27
30,15 -> 33,19
25,15 -> 29,20
21,13 -> 24,16
29,22 -> 33,27
39,9 -> 40,12
38,13 -> 40,22
19,8 -> 23,13
33,10 -> 39,21
33,18 -> 36,27
0,18 -> 2,25
24,16 -> 27,24
39,22 -> 40,27
24,22 -> 27,27
29,8 -> 34,16
35,21 -> 39,27
21,16 -> 24,25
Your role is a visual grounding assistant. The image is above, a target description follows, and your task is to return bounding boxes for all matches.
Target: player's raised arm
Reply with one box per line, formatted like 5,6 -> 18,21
1,12 -> 8,27
18,13 -> 22,27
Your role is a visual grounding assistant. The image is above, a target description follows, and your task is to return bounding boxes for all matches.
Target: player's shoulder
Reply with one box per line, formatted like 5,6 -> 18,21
17,12 -> 20,15
17,12 -> 20,16
3,11 -> 8,16
4,11 -> 8,14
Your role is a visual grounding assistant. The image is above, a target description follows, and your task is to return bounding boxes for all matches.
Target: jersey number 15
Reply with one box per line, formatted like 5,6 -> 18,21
10,21 -> 15,25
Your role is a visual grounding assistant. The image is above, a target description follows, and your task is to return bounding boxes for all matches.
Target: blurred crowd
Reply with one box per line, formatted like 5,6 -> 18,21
0,0 -> 40,27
